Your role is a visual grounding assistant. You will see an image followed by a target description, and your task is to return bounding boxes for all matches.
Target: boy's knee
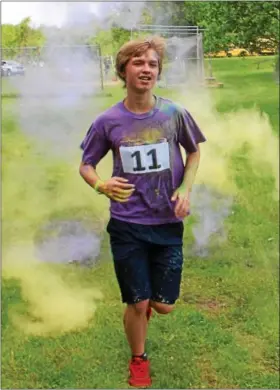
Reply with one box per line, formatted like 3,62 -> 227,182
150,301 -> 174,314
129,299 -> 150,315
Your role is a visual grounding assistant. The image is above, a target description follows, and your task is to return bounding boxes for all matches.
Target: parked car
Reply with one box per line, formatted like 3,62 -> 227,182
1,60 -> 25,76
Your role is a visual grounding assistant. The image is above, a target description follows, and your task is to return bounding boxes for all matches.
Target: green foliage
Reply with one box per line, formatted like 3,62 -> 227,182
88,29 -> 113,55
148,1 -> 279,54
2,17 -> 45,48
2,17 -> 45,61
198,1 -> 279,54
1,3 -> 279,60
2,24 -> 18,47
89,26 -> 132,56
111,26 -> 131,54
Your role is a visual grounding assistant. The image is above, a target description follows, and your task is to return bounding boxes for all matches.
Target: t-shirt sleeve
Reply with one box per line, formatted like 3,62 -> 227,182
177,109 -> 206,153
80,121 -> 110,167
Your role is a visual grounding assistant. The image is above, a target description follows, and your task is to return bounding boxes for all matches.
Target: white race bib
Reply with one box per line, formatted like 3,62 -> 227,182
119,141 -> 170,174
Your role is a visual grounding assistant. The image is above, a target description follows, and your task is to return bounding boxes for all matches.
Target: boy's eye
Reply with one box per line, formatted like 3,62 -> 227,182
133,62 -> 158,67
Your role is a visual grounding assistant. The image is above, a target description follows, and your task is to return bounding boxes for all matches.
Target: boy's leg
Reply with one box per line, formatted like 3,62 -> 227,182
150,300 -> 174,314
150,244 -> 183,313
124,303 -> 152,388
107,218 -> 152,355
107,218 -> 152,386
149,222 -> 184,313
124,299 -> 150,356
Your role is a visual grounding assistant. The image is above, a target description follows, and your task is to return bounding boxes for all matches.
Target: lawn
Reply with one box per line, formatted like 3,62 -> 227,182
1,56 -> 279,389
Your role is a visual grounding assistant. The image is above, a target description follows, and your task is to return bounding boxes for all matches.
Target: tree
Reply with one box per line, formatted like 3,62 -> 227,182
17,17 -> 32,47
147,1 -> 279,54
89,29 -> 114,55
192,1 -> 279,54
2,24 -> 18,47
111,25 -> 131,53
230,1 -> 279,54
2,18 -> 46,60
2,17 -> 45,48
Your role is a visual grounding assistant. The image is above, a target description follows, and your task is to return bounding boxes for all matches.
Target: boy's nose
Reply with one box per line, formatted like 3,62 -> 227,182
142,63 -> 151,72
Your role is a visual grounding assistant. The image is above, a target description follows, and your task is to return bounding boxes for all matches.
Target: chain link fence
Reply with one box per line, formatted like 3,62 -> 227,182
1,44 -> 104,90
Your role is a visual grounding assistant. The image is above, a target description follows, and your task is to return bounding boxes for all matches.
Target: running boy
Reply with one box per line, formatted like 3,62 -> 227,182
79,36 -> 206,387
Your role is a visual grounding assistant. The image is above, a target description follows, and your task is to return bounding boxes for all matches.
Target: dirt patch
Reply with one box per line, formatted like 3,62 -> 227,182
197,357 -> 241,389
196,299 -> 228,313
197,358 -> 218,387
182,293 -> 228,314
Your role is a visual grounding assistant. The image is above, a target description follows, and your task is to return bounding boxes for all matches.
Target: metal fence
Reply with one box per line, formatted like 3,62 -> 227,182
2,44 -> 101,63
1,44 -> 105,90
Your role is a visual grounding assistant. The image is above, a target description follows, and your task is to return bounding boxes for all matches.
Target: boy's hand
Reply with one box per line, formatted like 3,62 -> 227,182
98,177 -> 135,202
171,187 -> 190,218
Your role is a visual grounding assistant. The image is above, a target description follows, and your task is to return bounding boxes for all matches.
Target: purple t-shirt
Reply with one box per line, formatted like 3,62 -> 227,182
81,96 -> 206,225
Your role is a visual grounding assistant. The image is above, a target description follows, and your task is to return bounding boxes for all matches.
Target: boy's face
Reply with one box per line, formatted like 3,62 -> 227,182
124,48 -> 159,92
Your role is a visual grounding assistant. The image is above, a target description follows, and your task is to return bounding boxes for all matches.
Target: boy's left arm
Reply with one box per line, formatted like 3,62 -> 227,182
171,108 -> 206,219
171,145 -> 200,218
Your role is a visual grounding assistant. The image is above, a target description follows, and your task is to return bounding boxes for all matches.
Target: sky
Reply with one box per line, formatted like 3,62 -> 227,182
1,2 -> 101,27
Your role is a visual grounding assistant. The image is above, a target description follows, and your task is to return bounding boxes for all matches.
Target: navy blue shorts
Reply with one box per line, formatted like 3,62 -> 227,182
107,218 -> 184,305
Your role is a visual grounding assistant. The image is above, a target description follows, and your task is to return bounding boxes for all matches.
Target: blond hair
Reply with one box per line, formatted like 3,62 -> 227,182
115,36 -> 166,86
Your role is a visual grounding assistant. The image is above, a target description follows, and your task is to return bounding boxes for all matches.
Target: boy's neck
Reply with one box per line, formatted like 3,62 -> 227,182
124,90 -> 156,114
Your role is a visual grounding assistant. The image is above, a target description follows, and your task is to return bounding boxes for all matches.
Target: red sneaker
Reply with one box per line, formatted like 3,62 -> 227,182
146,307 -> 152,322
128,357 -> 152,388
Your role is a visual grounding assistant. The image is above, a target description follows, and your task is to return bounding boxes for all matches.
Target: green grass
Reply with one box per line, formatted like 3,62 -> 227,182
2,56 -> 279,389
207,56 -> 279,131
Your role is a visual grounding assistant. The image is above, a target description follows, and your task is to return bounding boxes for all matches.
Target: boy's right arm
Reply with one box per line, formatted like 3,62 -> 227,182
79,163 -> 135,203
79,162 -> 101,189
80,121 -> 135,202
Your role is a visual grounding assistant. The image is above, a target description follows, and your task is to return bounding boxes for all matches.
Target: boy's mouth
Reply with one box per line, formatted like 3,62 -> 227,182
139,75 -> 152,81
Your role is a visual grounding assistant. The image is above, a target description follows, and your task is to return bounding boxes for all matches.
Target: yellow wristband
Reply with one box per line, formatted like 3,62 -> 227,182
94,180 -> 104,193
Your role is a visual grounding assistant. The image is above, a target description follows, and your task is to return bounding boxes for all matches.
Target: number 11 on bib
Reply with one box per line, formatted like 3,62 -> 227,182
120,141 -> 170,174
